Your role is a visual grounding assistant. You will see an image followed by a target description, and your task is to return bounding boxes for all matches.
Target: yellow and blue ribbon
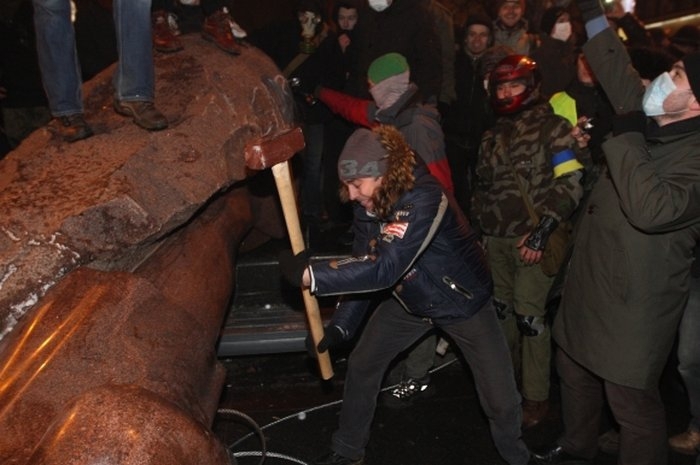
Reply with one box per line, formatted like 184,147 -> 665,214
552,149 -> 583,178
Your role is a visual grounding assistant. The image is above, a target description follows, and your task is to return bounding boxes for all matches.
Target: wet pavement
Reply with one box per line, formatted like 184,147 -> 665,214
212,346 -> 698,465
211,226 -> 698,465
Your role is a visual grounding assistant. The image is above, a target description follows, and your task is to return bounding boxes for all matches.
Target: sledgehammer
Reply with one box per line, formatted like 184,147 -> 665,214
245,127 -> 334,380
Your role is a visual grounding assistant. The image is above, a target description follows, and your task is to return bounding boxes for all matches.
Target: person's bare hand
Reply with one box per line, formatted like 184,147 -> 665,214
516,234 -> 543,265
0,86 -> 7,100
338,33 -> 351,53
571,117 -> 592,148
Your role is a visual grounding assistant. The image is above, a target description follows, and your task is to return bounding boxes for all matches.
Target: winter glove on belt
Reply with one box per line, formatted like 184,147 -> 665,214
576,0 -> 606,23
278,249 -> 310,287
524,215 -> 559,251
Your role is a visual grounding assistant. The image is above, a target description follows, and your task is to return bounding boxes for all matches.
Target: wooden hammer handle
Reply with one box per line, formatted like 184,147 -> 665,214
271,161 -> 334,380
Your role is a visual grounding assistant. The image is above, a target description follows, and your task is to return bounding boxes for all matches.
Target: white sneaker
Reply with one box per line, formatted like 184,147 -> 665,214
391,376 -> 430,400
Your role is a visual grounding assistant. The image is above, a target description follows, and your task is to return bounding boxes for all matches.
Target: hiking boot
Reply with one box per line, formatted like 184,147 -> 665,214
522,399 -> 549,429
152,10 -> 183,53
669,428 -> 700,455
53,114 -> 93,142
202,7 -> 243,55
391,375 -> 430,400
113,100 -> 168,131
312,451 -> 363,465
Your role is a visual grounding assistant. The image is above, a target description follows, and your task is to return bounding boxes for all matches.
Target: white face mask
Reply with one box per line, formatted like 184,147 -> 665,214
643,72 -> 676,116
551,21 -> 572,42
368,0 -> 392,12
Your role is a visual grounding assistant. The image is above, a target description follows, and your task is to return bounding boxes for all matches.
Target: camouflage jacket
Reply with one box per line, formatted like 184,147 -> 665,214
472,102 -> 585,238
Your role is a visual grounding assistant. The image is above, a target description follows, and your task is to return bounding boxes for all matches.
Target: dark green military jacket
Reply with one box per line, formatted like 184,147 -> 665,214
554,28 -> 700,389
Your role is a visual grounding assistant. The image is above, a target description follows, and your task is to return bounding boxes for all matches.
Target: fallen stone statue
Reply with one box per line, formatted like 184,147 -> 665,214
0,35 -> 303,465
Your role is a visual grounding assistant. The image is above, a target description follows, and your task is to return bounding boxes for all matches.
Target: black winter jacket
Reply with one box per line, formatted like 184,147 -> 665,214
346,0 -> 441,101
310,165 -> 492,336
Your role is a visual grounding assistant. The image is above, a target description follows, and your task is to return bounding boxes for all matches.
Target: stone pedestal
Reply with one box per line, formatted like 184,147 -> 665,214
0,35 -> 302,465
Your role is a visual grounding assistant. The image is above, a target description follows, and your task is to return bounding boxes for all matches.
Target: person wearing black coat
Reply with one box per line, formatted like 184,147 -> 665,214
443,13 -> 496,214
344,0 -> 442,103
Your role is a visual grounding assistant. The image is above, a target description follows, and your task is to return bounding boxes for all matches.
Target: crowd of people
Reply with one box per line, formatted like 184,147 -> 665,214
275,1 -> 700,465
1,1 -> 700,465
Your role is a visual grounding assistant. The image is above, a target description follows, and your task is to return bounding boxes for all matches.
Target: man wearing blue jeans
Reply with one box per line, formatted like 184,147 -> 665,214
33,0 -> 167,142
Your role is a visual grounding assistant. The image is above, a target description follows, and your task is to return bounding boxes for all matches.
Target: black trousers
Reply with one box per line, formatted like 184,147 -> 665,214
556,348 -> 667,465
330,298 -> 530,465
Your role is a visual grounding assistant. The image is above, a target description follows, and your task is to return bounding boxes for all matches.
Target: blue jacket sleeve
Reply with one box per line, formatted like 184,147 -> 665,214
328,296 -> 374,339
310,187 -> 444,296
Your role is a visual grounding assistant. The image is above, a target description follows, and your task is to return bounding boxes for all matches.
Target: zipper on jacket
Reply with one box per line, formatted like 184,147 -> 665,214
442,276 -> 473,299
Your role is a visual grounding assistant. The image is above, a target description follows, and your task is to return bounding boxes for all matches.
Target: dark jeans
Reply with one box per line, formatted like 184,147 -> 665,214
678,275 -> 700,431
402,332 -> 436,380
556,348 -> 667,465
34,0 -> 155,115
331,298 -> 529,465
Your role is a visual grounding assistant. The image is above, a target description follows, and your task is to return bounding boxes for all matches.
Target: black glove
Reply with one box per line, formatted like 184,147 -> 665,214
524,215 -> 559,252
305,325 -> 345,356
612,111 -> 647,136
318,325 -> 345,352
576,0 -> 605,23
278,249 -> 310,287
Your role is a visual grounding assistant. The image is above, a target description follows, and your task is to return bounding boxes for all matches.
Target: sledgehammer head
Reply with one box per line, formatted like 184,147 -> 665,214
244,127 -> 305,170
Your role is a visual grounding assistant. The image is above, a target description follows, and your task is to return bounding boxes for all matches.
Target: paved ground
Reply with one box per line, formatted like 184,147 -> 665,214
212,345 -> 698,465
212,227 -> 697,465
